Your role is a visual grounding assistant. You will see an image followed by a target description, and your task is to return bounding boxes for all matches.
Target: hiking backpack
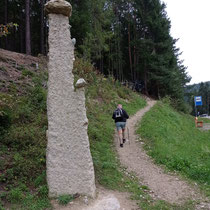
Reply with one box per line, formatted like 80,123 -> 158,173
114,109 -> 123,119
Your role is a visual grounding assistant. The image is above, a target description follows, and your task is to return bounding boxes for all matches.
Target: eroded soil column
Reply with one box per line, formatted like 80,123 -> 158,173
45,0 -> 95,198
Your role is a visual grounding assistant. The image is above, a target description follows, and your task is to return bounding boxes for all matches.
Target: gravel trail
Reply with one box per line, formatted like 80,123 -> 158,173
115,99 -> 201,204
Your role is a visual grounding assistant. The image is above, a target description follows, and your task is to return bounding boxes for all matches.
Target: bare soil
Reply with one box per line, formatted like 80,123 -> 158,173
52,186 -> 138,210
0,49 -> 47,94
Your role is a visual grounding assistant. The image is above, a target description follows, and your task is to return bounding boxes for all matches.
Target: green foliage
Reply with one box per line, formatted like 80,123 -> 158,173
1,0 -> 190,107
22,69 -> 35,77
0,109 -> 12,135
38,185 -> 48,198
58,195 -> 74,205
8,187 -> 24,203
34,172 -> 46,188
0,67 -> 48,208
0,23 -> 18,37
138,101 -> 210,194
21,194 -> 51,210
85,67 -> 146,188
162,96 -> 191,114
0,66 -> 7,72
0,202 -> 5,210
0,56 -> 198,209
185,81 -> 210,116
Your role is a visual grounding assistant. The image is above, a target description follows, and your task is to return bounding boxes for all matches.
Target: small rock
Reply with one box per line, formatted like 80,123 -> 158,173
83,196 -> 89,205
76,78 -> 87,88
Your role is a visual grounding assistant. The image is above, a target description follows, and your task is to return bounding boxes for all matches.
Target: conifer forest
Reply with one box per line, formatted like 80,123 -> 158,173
0,0 -> 191,110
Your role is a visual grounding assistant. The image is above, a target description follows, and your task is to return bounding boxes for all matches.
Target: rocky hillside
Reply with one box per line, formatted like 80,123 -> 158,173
0,49 -> 47,94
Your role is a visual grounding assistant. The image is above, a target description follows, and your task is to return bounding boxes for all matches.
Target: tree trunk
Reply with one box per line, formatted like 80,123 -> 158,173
144,64 -> 149,96
133,46 -> 136,81
20,11 -> 25,53
4,0 -> 7,24
118,32 -> 121,81
40,0 -> 45,54
4,0 -> 8,49
133,16 -> 137,81
25,0 -> 31,55
128,22 -> 133,81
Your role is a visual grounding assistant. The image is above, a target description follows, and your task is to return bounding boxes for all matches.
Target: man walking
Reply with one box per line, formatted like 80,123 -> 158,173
112,104 -> 129,147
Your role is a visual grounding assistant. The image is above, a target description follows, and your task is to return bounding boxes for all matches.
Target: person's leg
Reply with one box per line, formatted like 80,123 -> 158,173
116,122 -> 123,147
122,128 -> 126,143
118,129 -> 123,147
122,122 -> 126,143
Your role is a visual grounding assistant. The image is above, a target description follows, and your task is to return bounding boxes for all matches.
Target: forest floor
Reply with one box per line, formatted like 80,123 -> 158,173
52,98 -> 210,210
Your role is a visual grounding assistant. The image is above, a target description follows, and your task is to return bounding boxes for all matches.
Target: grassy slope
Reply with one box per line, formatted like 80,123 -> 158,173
138,100 -> 210,196
74,59 -> 147,190
0,56 -> 148,209
1,54 -> 201,210
198,117 -> 210,123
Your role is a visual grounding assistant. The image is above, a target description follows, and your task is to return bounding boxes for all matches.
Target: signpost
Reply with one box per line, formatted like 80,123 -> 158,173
194,96 -> 202,116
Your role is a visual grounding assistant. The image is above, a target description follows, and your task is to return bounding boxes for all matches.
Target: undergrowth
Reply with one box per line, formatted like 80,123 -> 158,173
0,70 -> 50,210
1,56 -> 200,209
0,57 -> 147,209
138,100 -> 210,197
73,58 -> 146,190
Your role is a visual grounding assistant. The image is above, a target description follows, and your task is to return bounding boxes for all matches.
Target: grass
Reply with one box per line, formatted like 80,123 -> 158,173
57,195 -> 74,205
0,68 -> 50,209
0,66 -> 7,72
1,56 -> 203,210
198,117 -> 210,123
138,100 -> 210,197
74,62 -> 198,209
75,68 -> 147,189
0,57 -> 147,209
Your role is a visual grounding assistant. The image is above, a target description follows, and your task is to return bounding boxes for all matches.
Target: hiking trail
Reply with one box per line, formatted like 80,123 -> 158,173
53,98 -> 210,210
115,98 -> 210,208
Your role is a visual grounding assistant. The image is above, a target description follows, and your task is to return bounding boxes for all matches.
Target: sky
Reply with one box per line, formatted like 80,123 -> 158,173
163,0 -> 210,84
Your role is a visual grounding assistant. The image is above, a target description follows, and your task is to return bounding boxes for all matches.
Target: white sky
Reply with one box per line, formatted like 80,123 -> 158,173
163,0 -> 210,84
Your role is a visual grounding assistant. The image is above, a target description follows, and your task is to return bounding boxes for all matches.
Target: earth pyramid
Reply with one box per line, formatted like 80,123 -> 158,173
45,0 -> 96,198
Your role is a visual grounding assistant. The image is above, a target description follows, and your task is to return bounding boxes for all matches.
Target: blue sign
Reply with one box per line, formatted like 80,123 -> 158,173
195,96 -> 202,106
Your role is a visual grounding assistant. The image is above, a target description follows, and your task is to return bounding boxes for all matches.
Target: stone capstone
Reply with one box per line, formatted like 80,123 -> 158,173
45,0 -> 72,17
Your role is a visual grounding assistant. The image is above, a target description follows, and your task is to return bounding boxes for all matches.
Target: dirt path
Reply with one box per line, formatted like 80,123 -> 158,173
52,99 -> 209,210
201,123 -> 210,131
52,186 -> 138,210
115,99 -> 201,204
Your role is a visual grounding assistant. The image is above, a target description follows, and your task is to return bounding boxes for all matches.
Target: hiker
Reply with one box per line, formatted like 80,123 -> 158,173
112,104 -> 129,147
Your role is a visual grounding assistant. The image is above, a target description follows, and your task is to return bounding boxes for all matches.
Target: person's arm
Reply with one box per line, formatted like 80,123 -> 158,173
123,109 -> 129,119
112,112 -> 115,120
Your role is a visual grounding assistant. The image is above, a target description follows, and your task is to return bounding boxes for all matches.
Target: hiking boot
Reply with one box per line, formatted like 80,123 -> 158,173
123,139 -> 126,143
120,143 -> 123,147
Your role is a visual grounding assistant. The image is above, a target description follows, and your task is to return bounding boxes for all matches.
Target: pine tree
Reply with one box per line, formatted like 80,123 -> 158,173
25,0 -> 31,55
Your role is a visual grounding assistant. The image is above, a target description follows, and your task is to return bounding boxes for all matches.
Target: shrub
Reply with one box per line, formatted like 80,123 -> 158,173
38,185 -> 48,197
58,195 -> 74,205
8,188 -> 24,203
0,109 -> 12,136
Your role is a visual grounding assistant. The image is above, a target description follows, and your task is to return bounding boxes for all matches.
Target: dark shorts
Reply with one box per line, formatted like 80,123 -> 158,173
115,122 -> 126,131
